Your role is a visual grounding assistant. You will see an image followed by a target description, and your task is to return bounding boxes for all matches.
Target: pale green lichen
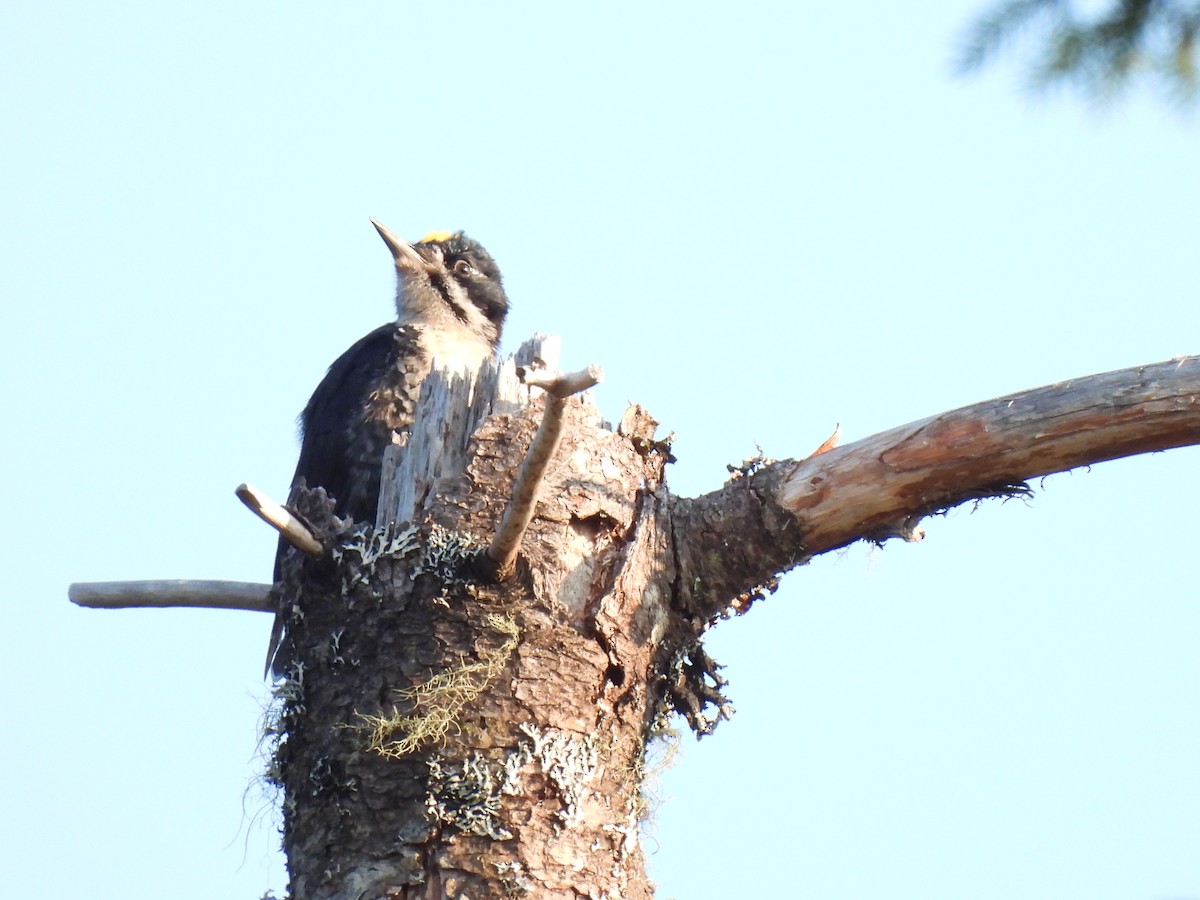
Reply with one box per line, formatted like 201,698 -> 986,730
361,614 -> 519,759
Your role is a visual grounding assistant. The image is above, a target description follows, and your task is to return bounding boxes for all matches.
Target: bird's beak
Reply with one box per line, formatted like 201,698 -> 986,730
371,218 -> 425,270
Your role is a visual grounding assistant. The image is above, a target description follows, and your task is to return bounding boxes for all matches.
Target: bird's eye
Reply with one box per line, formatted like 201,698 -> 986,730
454,260 -> 475,277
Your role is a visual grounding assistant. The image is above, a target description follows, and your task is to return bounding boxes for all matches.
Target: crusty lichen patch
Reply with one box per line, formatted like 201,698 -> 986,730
427,752 -> 513,840
334,521 -> 421,593
414,523 -> 487,583
503,723 -> 599,829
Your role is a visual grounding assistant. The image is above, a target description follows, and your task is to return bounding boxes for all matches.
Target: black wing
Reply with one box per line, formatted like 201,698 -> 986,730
266,323 -> 407,677
294,323 -> 409,523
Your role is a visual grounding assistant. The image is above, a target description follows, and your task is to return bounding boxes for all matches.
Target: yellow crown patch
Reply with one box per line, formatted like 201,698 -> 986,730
418,230 -> 456,244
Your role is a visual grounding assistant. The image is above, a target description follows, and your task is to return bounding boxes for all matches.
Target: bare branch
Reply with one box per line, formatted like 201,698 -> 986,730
236,482 -> 323,556
485,366 -> 603,579
69,580 -> 272,612
781,355 -> 1200,552
673,356 -> 1200,621
519,364 -> 604,398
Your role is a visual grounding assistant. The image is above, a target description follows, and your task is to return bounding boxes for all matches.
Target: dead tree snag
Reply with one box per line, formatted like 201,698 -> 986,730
70,351 -> 1200,898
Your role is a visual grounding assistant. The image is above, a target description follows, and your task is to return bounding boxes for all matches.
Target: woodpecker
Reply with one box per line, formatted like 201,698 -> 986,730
265,221 -> 509,677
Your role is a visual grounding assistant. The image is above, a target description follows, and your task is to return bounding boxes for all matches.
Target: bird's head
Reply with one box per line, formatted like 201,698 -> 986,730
371,218 -> 508,352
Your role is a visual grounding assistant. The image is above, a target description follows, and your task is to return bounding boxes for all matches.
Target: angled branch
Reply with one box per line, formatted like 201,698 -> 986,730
519,364 -> 604,398
484,365 -> 604,579
69,580 -> 273,612
379,334 -> 563,526
673,356 -> 1200,621
236,482 -> 324,556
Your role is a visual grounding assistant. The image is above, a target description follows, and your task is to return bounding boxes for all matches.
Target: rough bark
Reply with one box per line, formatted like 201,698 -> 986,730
271,343 -> 679,899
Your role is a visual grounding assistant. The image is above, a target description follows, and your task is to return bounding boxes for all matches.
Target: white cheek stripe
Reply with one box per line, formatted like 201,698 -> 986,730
444,277 -> 480,327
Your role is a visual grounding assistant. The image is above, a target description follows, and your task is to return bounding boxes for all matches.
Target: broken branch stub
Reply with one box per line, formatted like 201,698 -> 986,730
485,364 -> 605,580
68,580 -> 272,612
236,482 -> 324,557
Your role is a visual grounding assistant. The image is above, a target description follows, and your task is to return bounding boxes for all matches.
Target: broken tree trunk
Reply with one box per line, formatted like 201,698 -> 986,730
271,336 -> 682,899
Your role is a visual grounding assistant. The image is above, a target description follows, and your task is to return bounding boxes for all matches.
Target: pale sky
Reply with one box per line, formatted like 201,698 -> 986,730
3,2 -> 1198,898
